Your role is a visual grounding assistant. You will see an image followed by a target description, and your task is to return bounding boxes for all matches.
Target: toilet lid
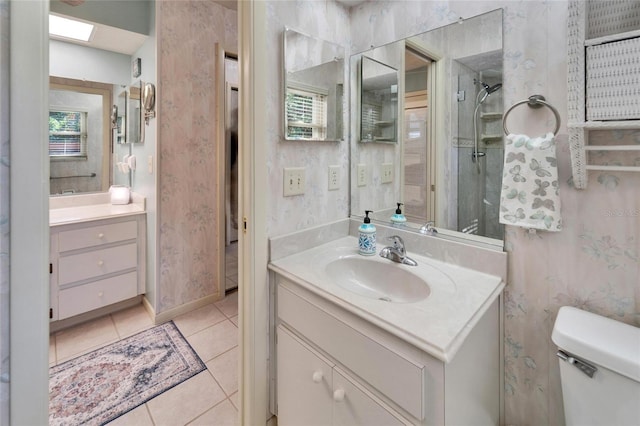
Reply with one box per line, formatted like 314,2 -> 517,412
552,306 -> 640,382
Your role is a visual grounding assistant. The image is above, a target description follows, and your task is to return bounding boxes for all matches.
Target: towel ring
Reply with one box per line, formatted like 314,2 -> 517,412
503,95 -> 561,136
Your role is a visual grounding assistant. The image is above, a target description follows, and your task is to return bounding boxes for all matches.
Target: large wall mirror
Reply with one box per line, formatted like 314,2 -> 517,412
351,9 -> 504,249
283,28 -> 345,141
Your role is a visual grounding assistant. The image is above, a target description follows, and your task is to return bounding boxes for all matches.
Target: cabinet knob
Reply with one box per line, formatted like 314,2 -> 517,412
98,233 -> 105,239
97,260 -> 104,267
333,389 -> 345,402
98,292 -> 104,297
312,371 -> 323,383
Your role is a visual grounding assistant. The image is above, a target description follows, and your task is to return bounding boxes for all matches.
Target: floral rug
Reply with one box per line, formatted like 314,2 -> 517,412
49,321 -> 206,425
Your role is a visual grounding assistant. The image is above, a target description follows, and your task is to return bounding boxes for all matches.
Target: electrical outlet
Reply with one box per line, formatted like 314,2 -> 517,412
148,155 -> 153,174
283,167 -> 306,196
357,164 -> 367,187
328,165 -> 340,191
381,163 -> 393,184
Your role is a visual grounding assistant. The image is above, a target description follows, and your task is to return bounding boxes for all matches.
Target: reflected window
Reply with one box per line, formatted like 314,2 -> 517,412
49,109 -> 88,157
286,87 -> 327,140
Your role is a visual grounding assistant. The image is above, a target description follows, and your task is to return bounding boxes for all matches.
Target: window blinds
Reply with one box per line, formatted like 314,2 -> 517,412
49,110 -> 88,157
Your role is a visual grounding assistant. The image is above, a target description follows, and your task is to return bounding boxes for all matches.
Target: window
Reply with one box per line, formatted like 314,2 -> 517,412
49,109 -> 88,157
286,87 -> 327,140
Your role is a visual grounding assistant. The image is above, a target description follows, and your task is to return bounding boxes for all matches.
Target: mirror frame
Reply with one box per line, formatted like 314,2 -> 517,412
283,27 -> 345,142
49,76 -> 112,195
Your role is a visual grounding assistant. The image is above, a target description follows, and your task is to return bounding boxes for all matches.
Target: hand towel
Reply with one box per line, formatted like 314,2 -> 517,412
499,132 -> 562,231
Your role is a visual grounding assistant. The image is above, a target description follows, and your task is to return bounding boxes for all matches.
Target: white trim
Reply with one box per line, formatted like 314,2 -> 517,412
239,0 -> 270,423
148,294 -> 221,325
216,43 -> 227,300
9,1 -> 50,424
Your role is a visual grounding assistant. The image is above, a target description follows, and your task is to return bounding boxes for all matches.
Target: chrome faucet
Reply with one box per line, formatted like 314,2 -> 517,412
379,235 -> 418,266
419,221 -> 437,235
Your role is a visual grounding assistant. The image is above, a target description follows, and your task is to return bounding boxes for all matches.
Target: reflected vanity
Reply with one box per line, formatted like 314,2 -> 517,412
350,9 -> 504,249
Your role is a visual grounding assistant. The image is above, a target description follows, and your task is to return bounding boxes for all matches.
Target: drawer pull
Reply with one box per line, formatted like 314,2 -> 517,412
98,233 -> 105,239
97,260 -> 104,267
312,371 -> 323,383
333,389 -> 345,402
98,292 -> 104,297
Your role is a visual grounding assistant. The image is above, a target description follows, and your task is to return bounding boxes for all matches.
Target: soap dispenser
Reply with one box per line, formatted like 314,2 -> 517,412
390,203 -> 406,227
358,210 -> 376,256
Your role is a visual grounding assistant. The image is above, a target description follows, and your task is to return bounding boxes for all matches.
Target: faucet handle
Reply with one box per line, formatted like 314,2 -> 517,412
419,221 -> 437,235
387,235 -> 405,254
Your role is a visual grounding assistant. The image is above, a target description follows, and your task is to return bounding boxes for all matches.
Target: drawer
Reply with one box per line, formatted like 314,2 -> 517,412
58,271 -> 138,320
58,220 -> 137,252
58,243 -> 137,285
278,283 -> 425,420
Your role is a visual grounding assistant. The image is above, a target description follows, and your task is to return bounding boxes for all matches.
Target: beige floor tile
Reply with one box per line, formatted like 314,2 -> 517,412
206,346 -> 238,396
55,315 -> 119,361
173,304 -> 227,337
112,304 -> 153,339
147,371 -> 226,426
188,399 -> 237,426
215,291 -> 238,318
106,404 -> 154,426
187,320 -> 237,363
229,315 -> 238,327
229,392 -> 239,410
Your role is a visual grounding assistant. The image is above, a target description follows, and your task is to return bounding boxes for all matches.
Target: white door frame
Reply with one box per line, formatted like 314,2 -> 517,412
238,0 -> 270,424
9,0 -> 50,424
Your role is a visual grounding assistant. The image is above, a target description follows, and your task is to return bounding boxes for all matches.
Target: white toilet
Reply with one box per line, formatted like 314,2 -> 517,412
552,306 -> 640,425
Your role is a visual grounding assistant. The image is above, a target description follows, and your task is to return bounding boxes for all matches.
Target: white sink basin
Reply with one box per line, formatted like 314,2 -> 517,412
325,256 -> 431,303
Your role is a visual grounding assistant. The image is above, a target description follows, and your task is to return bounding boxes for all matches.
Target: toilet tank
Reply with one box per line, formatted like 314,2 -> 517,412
552,306 -> 640,426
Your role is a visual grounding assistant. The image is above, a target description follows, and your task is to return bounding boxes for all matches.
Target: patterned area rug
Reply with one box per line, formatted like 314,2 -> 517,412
49,321 -> 205,425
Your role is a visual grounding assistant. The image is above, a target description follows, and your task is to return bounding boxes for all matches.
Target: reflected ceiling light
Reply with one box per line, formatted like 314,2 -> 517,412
49,15 -> 94,42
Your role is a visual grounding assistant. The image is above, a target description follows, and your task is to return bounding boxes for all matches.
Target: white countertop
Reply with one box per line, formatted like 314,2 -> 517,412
269,236 -> 504,363
50,203 -> 145,226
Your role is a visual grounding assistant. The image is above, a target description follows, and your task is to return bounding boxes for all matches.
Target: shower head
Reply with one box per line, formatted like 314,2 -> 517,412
486,83 -> 502,94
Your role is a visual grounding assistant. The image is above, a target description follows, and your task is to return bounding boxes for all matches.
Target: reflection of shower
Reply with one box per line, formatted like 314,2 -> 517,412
472,79 -> 502,172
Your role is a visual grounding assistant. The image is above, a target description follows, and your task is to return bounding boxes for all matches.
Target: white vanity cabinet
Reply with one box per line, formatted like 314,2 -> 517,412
275,275 -> 501,426
50,214 -> 146,321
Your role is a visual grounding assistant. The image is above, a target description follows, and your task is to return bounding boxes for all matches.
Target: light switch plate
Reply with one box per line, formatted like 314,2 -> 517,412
357,164 -> 367,187
283,167 -> 306,196
328,165 -> 340,191
381,163 -> 393,184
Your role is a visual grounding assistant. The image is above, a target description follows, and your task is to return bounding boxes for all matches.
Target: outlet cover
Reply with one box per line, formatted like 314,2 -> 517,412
381,163 -> 393,184
356,164 -> 367,187
283,167 -> 306,196
328,165 -> 340,191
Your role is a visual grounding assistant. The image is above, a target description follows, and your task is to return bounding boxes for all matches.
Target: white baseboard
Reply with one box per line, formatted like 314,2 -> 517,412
150,294 -> 222,325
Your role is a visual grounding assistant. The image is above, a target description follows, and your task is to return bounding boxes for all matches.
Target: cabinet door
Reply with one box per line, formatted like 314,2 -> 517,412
333,367 -> 406,426
277,326 -> 333,426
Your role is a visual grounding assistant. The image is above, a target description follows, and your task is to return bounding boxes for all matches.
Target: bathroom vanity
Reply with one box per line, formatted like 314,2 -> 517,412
269,234 -> 504,425
49,193 -> 146,322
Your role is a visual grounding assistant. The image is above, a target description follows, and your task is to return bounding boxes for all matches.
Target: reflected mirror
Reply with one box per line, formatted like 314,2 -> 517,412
284,28 -> 345,141
351,9 -> 504,248
360,56 -> 398,143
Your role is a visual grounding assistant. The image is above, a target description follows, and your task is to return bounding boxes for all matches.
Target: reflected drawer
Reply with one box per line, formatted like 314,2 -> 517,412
278,282 -> 425,420
58,271 -> 137,320
58,220 -> 137,252
58,243 -> 137,285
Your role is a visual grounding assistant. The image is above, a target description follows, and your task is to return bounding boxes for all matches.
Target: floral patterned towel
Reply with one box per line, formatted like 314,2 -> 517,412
499,133 -> 562,231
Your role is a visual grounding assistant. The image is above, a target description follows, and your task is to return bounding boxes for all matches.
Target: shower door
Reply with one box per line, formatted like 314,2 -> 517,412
456,73 -> 504,240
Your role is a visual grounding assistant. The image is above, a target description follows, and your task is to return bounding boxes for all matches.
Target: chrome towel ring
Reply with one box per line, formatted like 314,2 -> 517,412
503,95 -> 561,135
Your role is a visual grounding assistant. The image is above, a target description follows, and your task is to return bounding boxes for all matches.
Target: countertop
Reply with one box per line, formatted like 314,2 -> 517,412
269,236 -> 504,363
50,203 -> 145,226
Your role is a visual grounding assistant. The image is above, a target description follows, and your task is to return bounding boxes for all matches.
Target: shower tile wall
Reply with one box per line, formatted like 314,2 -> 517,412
213,1 -> 640,424
0,1 -> 8,422
156,1 -> 237,312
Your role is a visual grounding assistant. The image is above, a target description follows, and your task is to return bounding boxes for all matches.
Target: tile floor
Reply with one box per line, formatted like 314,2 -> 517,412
49,290 -> 240,426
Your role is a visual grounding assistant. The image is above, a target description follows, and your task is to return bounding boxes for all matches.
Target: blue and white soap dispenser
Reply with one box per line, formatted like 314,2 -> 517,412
390,203 -> 406,227
358,210 -> 376,256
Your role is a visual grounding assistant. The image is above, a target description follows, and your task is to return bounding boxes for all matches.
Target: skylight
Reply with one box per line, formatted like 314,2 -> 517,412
49,15 -> 94,42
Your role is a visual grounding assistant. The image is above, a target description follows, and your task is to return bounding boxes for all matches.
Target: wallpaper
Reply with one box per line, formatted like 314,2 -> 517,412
265,1 -> 638,425
156,1 -> 237,312
0,0 -> 8,421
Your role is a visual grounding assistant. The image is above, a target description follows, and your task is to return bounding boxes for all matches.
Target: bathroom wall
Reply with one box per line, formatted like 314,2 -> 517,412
0,0 -> 8,422
156,0 -> 237,312
264,1 -> 639,424
264,0 -> 351,237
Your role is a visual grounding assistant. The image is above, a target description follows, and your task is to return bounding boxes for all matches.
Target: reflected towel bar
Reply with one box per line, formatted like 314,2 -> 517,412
50,173 -> 96,179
